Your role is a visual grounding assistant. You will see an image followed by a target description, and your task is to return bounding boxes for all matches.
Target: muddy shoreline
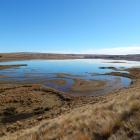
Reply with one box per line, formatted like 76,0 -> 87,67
0,63 -> 130,97
70,79 -> 107,93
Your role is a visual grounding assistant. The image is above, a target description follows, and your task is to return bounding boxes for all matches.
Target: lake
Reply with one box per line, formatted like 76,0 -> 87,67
0,59 -> 140,96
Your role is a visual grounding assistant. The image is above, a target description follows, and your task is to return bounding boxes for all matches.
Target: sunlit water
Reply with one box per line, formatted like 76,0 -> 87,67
0,59 -> 140,96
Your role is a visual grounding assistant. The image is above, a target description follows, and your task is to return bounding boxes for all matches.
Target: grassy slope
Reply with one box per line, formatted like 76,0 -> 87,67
1,69 -> 140,140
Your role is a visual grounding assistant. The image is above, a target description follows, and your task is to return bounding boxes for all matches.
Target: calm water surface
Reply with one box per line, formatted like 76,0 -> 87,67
0,59 -> 140,96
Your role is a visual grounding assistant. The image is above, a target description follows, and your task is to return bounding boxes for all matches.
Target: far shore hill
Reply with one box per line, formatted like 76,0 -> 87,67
0,52 -> 140,62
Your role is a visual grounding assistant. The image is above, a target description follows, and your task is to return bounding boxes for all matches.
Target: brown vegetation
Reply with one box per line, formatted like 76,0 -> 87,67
46,79 -> 67,86
70,79 -> 106,92
0,84 -> 104,137
0,53 -> 140,62
0,64 -> 27,70
0,68 -> 140,140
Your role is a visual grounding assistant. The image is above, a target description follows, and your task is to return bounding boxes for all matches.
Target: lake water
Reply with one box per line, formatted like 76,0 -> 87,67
0,59 -> 140,96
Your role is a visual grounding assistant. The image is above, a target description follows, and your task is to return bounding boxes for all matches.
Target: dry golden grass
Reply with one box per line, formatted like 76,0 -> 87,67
1,68 -> 140,140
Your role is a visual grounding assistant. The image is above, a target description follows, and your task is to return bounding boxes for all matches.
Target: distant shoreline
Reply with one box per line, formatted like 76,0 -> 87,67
0,52 -> 140,62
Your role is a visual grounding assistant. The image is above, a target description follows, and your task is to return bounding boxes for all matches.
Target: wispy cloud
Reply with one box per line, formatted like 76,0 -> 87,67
79,46 -> 140,55
45,46 -> 140,55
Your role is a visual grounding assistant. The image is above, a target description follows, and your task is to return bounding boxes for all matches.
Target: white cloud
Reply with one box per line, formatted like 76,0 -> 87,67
44,46 -> 140,55
79,46 -> 140,55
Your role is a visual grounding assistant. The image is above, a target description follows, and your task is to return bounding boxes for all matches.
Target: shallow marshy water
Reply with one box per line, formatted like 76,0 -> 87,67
0,59 -> 139,96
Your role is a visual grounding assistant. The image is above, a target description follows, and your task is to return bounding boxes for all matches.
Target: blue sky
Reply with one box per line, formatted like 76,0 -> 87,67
0,0 -> 140,54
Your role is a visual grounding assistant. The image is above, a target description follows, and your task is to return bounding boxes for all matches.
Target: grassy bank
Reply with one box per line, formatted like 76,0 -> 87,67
1,68 -> 140,140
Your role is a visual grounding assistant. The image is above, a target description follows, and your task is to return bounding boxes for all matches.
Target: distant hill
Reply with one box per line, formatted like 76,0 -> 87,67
0,53 -> 140,62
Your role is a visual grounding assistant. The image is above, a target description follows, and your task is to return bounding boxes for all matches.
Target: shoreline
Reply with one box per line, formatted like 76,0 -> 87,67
0,64 -> 27,70
0,66 -> 131,97
0,53 -> 140,62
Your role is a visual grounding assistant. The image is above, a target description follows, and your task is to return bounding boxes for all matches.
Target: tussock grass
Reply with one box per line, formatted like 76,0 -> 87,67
1,68 -> 140,140
3,82 -> 140,140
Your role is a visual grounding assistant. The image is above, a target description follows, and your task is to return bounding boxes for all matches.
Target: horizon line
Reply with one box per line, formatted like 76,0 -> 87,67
0,51 -> 140,56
